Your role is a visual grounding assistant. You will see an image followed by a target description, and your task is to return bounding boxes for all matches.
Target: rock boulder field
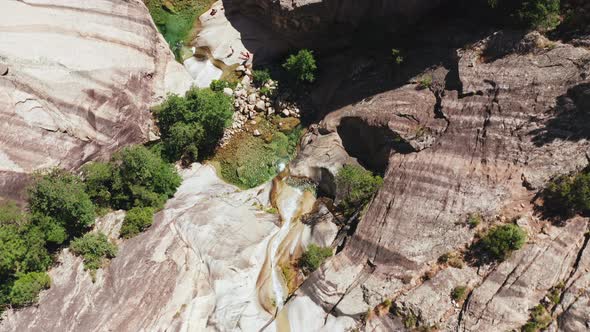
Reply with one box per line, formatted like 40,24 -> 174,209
0,0 -> 191,201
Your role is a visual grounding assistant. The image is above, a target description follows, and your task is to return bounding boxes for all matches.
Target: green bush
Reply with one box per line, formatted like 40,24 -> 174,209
70,232 -> 117,274
479,224 -> 527,261
543,169 -> 590,217
522,304 -> 552,332
451,286 -> 468,302
8,272 -> 50,307
418,75 -> 433,89
120,207 -> 155,239
467,213 -> 483,228
109,146 -> 182,210
518,0 -> 560,30
283,49 -> 317,83
82,162 -> 115,208
391,48 -> 404,65
299,244 -> 332,273
153,87 -> 233,162
253,69 -> 272,86
335,164 -> 383,215
209,79 -> 236,92
28,169 -> 95,238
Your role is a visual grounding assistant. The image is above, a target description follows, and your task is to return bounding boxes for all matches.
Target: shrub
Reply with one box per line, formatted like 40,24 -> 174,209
403,312 -> 418,329
418,75 -> 433,89
82,162 -> 115,208
28,169 -> 95,238
209,79 -> 236,92
259,86 -> 274,97
120,207 -> 155,239
518,0 -> 560,30
451,286 -> 468,302
153,87 -> 233,162
110,145 -> 181,210
70,232 -> 117,275
299,244 -> 332,273
543,169 -> 590,217
467,213 -> 482,228
8,272 -> 51,307
283,49 -> 317,83
391,48 -> 404,65
335,164 -> 383,215
479,224 -> 527,261
522,304 -> 552,332
253,69 -> 272,86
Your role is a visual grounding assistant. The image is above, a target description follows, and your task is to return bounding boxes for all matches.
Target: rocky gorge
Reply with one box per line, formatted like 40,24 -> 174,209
1,0 -> 590,332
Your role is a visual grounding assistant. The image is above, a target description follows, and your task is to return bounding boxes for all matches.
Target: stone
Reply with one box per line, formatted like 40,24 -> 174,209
223,87 -> 234,96
235,65 -> 246,72
255,100 -> 266,111
282,109 -> 291,117
0,64 -> 7,76
248,93 -> 257,104
253,129 -> 261,136
241,75 -> 251,87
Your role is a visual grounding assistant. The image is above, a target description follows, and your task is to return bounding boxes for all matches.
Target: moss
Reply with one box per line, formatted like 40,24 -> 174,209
212,116 -> 302,188
522,304 -> 552,332
145,0 -> 216,60
417,75 -> 433,89
403,311 -> 418,329
467,213 -> 483,228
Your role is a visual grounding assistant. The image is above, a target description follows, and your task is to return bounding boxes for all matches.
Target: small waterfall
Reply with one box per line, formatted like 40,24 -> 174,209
269,185 -> 303,309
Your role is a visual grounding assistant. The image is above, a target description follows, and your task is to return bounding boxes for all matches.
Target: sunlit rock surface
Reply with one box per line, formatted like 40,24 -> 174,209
0,164 -> 277,331
0,0 -> 192,200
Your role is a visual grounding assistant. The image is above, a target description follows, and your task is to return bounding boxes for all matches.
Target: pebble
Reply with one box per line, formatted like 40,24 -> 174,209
282,109 -> 290,117
255,100 -> 266,111
253,129 -> 261,136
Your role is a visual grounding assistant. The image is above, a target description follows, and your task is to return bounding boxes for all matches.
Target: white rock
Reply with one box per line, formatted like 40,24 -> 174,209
253,129 -> 261,136
236,65 -> 246,72
255,100 -> 266,111
223,87 -> 234,96
250,120 -> 257,125
282,109 -> 290,117
241,75 -> 251,86
248,94 -> 257,104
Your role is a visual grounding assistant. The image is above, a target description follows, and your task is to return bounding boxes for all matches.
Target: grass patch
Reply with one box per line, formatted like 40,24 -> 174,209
145,0 -> 216,60
212,116 -> 302,189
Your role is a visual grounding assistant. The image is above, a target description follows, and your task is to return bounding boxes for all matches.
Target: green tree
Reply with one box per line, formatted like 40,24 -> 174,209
70,232 -> 117,274
110,146 -> 181,210
120,207 -> 155,239
82,162 -> 115,208
283,49 -> 317,83
518,0 -> 560,30
335,164 -> 383,215
153,87 -> 233,162
28,169 -> 96,238
299,244 -> 332,273
479,224 -> 527,261
8,272 -> 51,307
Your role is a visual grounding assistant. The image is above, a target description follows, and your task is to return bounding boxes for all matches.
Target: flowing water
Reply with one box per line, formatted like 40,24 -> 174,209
269,185 -> 303,309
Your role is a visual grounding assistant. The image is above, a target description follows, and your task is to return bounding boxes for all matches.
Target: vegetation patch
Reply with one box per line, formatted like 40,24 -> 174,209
487,0 -> 562,31
8,272 -> 51,307
299,244 -> 333,274
542,167 -> 590,218
70,232 -> 118,281
283,49 -> 317,83
145,0 -> 216,60
475,224 -> 527,262
153,87 -> 234,164
438,251 -> 464,269
335,164 -> 383,216
522,304 -> 552,332
451,286 -> 468,302
83,145 -> 181,211
120,207 -> 155,239
467,213 -> 483,228
212,116 -> 302,189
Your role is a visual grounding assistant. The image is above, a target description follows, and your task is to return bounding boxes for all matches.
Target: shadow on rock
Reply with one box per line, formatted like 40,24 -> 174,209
530,83 -> 590,146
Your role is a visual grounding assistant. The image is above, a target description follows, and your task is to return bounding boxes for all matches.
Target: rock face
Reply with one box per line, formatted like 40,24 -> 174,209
224,0 -> 443,48
0,164 -> 277,332
292,30 -> 590,330
0,0 -> 192,201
